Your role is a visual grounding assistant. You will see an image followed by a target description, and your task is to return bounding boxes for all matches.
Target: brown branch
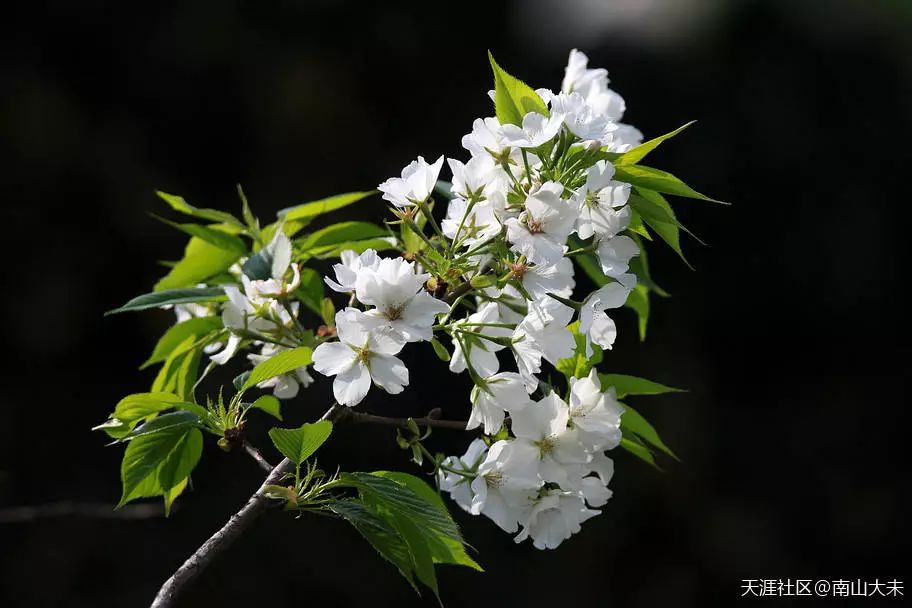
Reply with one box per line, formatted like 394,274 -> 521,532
241,440 -> 274,473
0,501 -> 166,523
150,403 -> 345,608
150,404 -> 472,607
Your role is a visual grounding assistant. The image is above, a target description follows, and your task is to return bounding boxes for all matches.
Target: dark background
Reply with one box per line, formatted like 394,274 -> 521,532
2,0 -> 909,606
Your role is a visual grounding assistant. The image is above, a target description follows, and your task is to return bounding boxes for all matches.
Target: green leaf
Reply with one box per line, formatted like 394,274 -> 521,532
617,121 -> 696,166
242,347 -> 313,391
141,316 -> 222,369
154,217 -> 247,255
619,435 -> 660,469
119,424 -> 202,507
151,335 -> 203,401
296,221 -> 388,253
249,395 -> 282,421
267,420 -> 332,465
622,283 -> 650,341
340,473 -> 461,541
93,392 -> 183,439
488,51 -> 549,126
294,268 -> 324,316
307,238 -> 397,260
573,251 -> 608,287
626,210 -> 652,241
620,403 -> 679,461
613,164 -> 726,204
320,297 -> 336,327
105,287 -> 226,315
629,190 -> 695,268
154,237 -> 242,291
373,471 -> 482,572
278,191 -> 376,222
556,321 -> 603,380
328,499 -> 417,592
156,191 -> 243,226
430,337 -> 451,362
599,373 -> 684,399
627,235 -> 669,297
157,428 -> 204,491
128,411 -> 200,439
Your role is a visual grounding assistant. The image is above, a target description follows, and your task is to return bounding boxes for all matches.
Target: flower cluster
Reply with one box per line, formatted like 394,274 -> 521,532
304,49 -> 641,547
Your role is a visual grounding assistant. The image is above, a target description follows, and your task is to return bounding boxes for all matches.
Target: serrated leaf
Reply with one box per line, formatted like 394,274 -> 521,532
156,191 -> 243,226
267,421 -> 332,465
278,191 -> 376,222
154,236 -> 242,291
151,335 -> 203,401
617,121 -> 696,166
141,316 -> 222,369
105,287 -> 226,315
94,392 -> 184,440
613,164 -> 726,204
488,51 -> 548,126
373,471 -> 482,572
628,235 -> 669,297
294,269 -> 324,316
619,435 -> 660,469
625,283 -> 650,341
154,216 -> 247,255
296,221 -> 387,252
328,499 -> 417,592
556,321 -> 603,380
629,190 -> 694,268
128,411 -> 200,439
157,428 -> 204,491
249,395 -> 282,421
599,373 -> 684,399
620,403 -> 679,461
119,425 -> 201,506
242,347 -> 313,391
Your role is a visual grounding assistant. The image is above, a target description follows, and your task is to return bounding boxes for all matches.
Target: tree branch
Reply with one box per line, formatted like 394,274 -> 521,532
0,501 -> 166,523
241,440 -> 274,473
150,403 -> 344,608
339,408 -> 470,431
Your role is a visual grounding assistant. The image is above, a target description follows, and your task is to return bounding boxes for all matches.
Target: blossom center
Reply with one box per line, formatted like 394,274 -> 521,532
535,436 -> 556,456
384,303 -> 406,321
484,471 -> 504,488
525,217 -> 545,234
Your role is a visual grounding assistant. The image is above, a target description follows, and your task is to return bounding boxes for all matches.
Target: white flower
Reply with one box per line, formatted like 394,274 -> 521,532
468,440 -> 541,533
579,282 -> 630,351
441,196 -> 504,248
324,249 -> 381,294
603,123 -> 643,152
572,160 -> 631,240
450,302 -> 511,378
355,257 -> 449,342
247,344 -> 314,400
568,370 -> 623,451
468,372 -> 532,435
462,117 -> 507,158
510,392 -> 591,485
511,297 -> 576,393
311,308 -> 408,407
596,235 -> 639,287
549,92 -> 615,142
514,490 -> 600,550
562,49 -> 609,98
438,438 -> 489,513
504,182 -> 576,266
447,155 -> 501,200
512,257 -> 575,301
499,112 -> 565,149
378,155 -> 444,208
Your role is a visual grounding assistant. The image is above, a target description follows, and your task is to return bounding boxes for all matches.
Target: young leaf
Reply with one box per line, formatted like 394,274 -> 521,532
599,373 -> 684,399
488,51 -> 549,126
128,411 -> 200,439
614,164 -> 726,204
294,269 -> 324,316
249,394 -> 282,421
625,283 -> 650,341
119,424 -> 201,507
154,237 -> 242,291
556,321 -> 603,381
320,297 -> 336,327
153,216 -> 247,255
141,316 -> 222,369
267,421 -> 332,465
105,287 -> 226,315
156,191 -> 243,226
627,235 -> 669,297
616,121 -> 696,166
620,403 -> 679,461
152,335 -> 203,401
93,392 -> 184,439
157,428 -> 204,491
278,191 -> 376,222
619,435 -> 660,469
241,347 -> 313,391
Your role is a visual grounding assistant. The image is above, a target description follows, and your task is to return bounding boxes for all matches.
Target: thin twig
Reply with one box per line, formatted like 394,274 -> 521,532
0,501 -> 166,523
341,409 -> 470,431
150,403 -> 344,608
241,440 -> 274,473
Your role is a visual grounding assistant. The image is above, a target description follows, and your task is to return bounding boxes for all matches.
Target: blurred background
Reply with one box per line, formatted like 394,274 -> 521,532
1,0 -> 910,606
